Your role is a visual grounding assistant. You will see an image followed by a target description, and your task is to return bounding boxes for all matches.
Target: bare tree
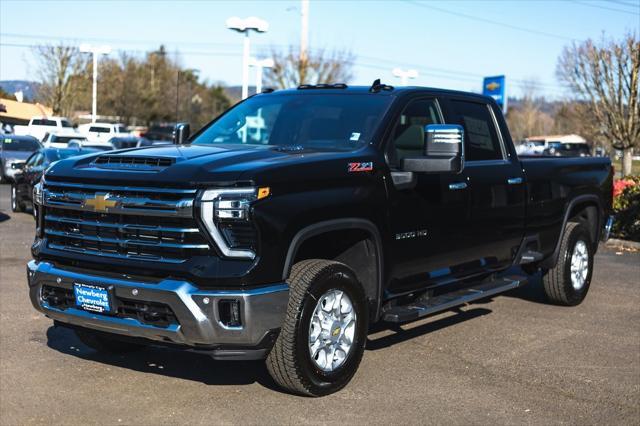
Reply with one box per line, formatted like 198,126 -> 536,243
33,44 -> 88,116
265,46 -> 355,89
557,32 -> 639,176
506,79 -> 554,141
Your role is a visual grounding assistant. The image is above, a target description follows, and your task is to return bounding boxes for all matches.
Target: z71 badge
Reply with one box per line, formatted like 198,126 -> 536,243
348,162 -> 373,173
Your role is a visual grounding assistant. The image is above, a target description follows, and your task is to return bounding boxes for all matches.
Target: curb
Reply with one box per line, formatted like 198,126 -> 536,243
605,238 -> 640,251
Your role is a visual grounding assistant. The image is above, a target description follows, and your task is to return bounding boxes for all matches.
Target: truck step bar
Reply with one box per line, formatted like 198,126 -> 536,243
382,275 -> 527,323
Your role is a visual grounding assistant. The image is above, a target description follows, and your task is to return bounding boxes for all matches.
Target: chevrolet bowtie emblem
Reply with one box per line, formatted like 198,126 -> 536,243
83,193 -> 117,212
486,81 -> 500,91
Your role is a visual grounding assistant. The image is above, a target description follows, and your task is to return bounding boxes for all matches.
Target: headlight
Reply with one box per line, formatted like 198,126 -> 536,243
199,187 -> 269,259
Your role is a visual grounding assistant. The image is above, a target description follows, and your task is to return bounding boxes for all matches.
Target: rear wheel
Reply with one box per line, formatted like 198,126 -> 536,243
11,183 -> 24,212
75,328 -> 146,354
266,259 -> 368,396
542,222 -> 594,306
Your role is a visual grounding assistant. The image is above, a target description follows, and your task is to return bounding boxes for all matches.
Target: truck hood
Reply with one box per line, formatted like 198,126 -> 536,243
44,143 -> 375,187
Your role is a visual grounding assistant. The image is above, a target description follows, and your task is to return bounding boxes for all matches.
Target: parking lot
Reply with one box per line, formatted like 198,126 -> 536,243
0,183 -> 638,425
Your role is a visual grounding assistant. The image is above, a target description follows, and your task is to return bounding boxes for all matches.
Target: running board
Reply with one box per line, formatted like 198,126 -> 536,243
382,276 -> 527,323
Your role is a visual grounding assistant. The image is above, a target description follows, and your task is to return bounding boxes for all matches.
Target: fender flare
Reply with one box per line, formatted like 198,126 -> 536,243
540,194 -> 602,269
282,218 -> 384,319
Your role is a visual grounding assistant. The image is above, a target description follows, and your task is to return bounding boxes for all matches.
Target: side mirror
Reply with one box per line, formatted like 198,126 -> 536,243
173,122 -> 191,145
401,124 -> 464,174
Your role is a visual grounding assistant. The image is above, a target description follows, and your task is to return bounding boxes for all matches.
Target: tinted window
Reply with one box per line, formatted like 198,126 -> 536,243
32,119 -> 56,126
89,126 -> 110,133
388,98 -> 442,164
51,136 -> 86,144
2,137 -> 40,151
25,153 -> 39,166
61,120 -> 73,128
192,94 -> 392,151
450,100 -> 503,161
32,153 -> 44,167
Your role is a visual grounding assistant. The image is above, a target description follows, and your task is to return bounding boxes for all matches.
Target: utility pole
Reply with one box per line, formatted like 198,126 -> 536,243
79,43 -> 111,123
300,0 -> 309,64
392,68 -> 418,86
226,16 -> 269,100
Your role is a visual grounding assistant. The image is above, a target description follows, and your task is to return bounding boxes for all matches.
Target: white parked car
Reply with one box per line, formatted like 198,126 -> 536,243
41,131 -> 113,151
78,122 -> 131,142
13,116 -> 75,141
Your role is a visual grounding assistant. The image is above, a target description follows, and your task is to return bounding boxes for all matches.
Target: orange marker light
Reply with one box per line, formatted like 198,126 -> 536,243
257,187 -> 271,200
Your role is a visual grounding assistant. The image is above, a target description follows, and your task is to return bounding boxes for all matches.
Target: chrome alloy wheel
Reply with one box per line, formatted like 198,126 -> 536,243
570,240 -> 589,290
308,289 -> 357,372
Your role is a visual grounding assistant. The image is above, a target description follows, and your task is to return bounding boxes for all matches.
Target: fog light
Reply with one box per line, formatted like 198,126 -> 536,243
218,299 -> 242,328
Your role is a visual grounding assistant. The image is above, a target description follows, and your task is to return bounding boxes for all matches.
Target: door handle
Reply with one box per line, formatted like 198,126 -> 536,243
448,182 -> 467,190
507,177 -> 523,185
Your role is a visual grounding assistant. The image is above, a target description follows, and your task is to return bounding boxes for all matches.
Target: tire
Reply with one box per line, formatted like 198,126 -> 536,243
266,259 -> 369,396
75,328 -> 146,354
542,222 -> 594,306
11,183 -> 24,212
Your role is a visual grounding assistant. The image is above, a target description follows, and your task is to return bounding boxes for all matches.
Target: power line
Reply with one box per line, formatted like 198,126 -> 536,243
1,41 -> 568,91
570,0 -> 640,15
402,0 -> 577,41
607,0 -> 640,9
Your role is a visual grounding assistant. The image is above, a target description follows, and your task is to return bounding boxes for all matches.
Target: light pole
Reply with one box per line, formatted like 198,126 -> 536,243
226,16 -> 269,100
392,68 -> 418,86
249,57 -> 275,94
79,43 -> 111,123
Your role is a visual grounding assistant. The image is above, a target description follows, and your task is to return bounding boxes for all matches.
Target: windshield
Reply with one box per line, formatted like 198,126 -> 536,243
192,94 -> 393,151
2,137 -> 40,151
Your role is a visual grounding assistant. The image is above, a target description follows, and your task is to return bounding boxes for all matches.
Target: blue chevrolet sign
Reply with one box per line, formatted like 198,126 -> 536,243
482,75 -> 507,112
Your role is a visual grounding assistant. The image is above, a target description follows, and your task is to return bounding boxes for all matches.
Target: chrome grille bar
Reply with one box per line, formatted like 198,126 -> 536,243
45,229 -> 209,249
43,181 -> 197,194
45,214 -> 200,234
47,243 -> 186,264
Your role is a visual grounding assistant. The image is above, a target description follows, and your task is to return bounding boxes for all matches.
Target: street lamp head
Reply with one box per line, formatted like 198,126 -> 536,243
406,69 -> 419,79
79,43 -> 112,55
249,57 -> 275,68
226,16 -> 269,33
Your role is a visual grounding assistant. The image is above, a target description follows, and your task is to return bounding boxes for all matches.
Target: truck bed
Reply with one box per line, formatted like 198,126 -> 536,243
519,156 -> 613,261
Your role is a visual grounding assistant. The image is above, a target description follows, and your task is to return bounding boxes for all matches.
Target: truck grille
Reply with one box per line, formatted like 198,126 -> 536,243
42,181 -> 209,263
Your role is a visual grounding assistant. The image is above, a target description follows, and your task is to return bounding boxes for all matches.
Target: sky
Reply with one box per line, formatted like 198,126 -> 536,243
0,0 -> 638,99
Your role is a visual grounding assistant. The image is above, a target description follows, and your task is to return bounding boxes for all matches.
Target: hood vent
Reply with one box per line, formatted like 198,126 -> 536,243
93,155 -> 175,170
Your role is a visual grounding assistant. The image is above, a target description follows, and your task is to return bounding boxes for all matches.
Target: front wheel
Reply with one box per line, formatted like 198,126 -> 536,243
266,259 -> 368,396
542,222 -> 594,306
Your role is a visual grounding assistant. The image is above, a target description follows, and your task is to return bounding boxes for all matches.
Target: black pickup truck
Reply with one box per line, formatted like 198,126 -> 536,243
27,81 -> 613,396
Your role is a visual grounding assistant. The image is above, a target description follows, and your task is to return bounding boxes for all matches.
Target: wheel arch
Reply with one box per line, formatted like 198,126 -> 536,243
540,194 -> 602,269
282,218 -> 384,320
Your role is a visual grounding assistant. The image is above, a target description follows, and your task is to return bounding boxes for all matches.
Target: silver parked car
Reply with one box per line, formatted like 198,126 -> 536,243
0,135 -> 41,183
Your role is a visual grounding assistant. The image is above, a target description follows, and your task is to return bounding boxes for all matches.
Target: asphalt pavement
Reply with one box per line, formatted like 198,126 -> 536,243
0,183 -> 638,425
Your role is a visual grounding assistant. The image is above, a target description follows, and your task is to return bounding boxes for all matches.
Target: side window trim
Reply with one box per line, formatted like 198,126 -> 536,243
487,103 -> 507,161
446,97 -> 506,163
383,96 -> 445,166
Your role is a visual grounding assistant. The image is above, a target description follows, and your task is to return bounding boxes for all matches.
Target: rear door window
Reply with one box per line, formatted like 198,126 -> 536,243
449,100 -> 504,161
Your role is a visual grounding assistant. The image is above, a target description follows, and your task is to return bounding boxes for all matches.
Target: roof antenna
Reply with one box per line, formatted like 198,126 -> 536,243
369,78 -> 394,93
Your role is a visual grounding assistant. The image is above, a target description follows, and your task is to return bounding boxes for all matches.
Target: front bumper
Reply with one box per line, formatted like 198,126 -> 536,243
27,260 -> 289,359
